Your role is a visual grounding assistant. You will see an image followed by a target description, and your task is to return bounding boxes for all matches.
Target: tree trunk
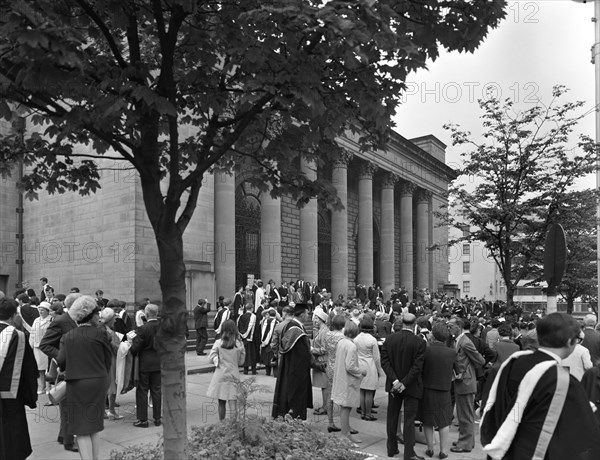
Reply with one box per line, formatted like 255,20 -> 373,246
505,284 -> 515,307
566,297 -> 574,315
155,228 -> 188,460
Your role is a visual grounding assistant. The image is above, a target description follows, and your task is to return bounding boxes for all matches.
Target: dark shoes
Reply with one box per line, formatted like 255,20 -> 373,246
450,447 -> 471,453
350,428 -> 359,435
361,414 -> 377,421
314,407 -> 327,415
64,445 -> 78,453
133,420 -> 149,428
387,448 -> 400,457
327,425 -> 341,433
425,449 -> 434,457
439,453 -> 448,459
154,419 -> 161,427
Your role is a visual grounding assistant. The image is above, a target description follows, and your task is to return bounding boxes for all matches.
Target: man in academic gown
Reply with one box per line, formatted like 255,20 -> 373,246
480,313 -> 600,460
271,303 -> 313,420
0,298 -> 38,460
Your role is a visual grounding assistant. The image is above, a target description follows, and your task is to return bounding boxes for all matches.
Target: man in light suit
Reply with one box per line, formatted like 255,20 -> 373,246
381,313 -> 426,460
581,314 -> 600,365
449,318 -> 484,453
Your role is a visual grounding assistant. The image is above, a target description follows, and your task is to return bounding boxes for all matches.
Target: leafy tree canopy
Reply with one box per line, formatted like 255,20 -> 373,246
443,85 -> 597,304
0,0 -> 506,221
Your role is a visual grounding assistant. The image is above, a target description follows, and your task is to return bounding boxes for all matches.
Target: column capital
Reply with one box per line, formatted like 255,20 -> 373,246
358,161 -> 378,180
416,188 -> 433,203
399,180 -> 417,196
333,149 -> 354,168
382,171 -> 399,189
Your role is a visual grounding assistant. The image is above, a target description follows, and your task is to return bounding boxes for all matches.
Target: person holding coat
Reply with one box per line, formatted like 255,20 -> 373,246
331,321 -> 366,445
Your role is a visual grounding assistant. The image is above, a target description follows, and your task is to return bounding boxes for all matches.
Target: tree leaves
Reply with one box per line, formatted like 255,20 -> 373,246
443,86 -> 598,303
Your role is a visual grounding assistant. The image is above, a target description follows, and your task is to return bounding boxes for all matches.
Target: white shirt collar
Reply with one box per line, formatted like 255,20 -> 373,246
538,347 -> 562,363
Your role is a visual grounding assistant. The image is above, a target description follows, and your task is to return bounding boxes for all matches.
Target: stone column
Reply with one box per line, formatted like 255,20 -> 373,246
415,189 -> 432,291
357,161 -> 377,286
300,155 -> 318,284
399,181 -> 416,295
260,187 -> 282,284
331,151 -> 352,298
214,171 -> 236,297
380,172 -> 398,300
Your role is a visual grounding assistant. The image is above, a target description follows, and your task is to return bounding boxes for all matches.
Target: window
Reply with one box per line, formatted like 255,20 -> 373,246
463,281 -> 470,293
462,225 -> 470,238
463,261 -> 470,273
463,243 -> 470,255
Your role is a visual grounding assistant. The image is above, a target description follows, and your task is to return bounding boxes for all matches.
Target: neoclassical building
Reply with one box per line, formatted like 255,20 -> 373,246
0,116 -> 454,308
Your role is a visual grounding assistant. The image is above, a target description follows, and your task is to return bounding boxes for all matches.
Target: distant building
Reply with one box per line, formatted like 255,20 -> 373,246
448,221 -> 505,301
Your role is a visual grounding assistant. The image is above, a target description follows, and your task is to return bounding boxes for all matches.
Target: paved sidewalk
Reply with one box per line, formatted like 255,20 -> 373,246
27,352 -> 486,459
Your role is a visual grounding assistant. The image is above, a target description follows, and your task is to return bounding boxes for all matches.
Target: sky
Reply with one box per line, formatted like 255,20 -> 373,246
393,0 -> 597,190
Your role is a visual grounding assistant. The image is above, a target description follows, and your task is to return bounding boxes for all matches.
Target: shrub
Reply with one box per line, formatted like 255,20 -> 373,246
109,377 -> 372,460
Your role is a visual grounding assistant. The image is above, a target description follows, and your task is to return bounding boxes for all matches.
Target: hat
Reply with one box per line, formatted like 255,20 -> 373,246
37,302 -> 51,311
313,310 -> 328,323
375,311 -> 383,319
68,295 -> 100,322
292,303 -> 308,315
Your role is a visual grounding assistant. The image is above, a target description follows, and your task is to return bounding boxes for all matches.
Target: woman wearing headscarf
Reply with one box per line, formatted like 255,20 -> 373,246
311,309 -> 330,415
29,301 -> 52,394
99,307 -> 124,420
331,320 -> 366,445
57,295 -> 112,460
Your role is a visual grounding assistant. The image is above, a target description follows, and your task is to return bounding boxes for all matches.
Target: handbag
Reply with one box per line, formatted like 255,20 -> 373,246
48,378 -> 67,404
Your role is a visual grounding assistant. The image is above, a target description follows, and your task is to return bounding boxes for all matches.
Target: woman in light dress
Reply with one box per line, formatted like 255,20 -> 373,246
29,301 -> 52,394
354,318 -> 383,421
323,314 -> 346,432
207,319 -> 246,421
331,320 -> 366,445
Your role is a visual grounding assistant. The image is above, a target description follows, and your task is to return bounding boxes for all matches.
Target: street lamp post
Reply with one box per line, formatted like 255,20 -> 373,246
574,0 -> 600,313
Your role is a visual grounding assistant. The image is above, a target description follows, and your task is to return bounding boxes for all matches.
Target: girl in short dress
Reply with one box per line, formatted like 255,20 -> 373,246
206,319 -> 246,421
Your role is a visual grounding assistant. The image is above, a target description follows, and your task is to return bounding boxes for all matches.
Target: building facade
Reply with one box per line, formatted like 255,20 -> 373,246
0,118 -> 455,309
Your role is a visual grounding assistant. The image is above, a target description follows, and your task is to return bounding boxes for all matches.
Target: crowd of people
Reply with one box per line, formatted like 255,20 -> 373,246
0,278 -> 159,460
3,275 -> 600,460
204,279 -> 600,460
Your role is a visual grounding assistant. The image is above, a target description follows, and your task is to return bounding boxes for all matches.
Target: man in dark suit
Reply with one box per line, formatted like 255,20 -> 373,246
38,292 -> 81,453
449,318 -> 485,454
193,298 -> 210,355
381,313 -> 426,460
582,314 -> 600,366
131,304 -> 161,427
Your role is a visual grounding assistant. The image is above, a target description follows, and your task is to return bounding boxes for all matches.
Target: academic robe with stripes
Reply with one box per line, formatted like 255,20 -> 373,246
0,322 -> 38,460
271,319 -> 313,420
480,350 -> 600,460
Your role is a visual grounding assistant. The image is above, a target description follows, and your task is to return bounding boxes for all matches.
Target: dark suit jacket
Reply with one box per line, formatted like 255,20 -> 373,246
131,319 -> 160,372
582,328 -> 600,366
422,342 -> 458,392
193,303 -> 210,329
39,313 -> 77,361
381,329 -> 426,398
57,326 -> 112,380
